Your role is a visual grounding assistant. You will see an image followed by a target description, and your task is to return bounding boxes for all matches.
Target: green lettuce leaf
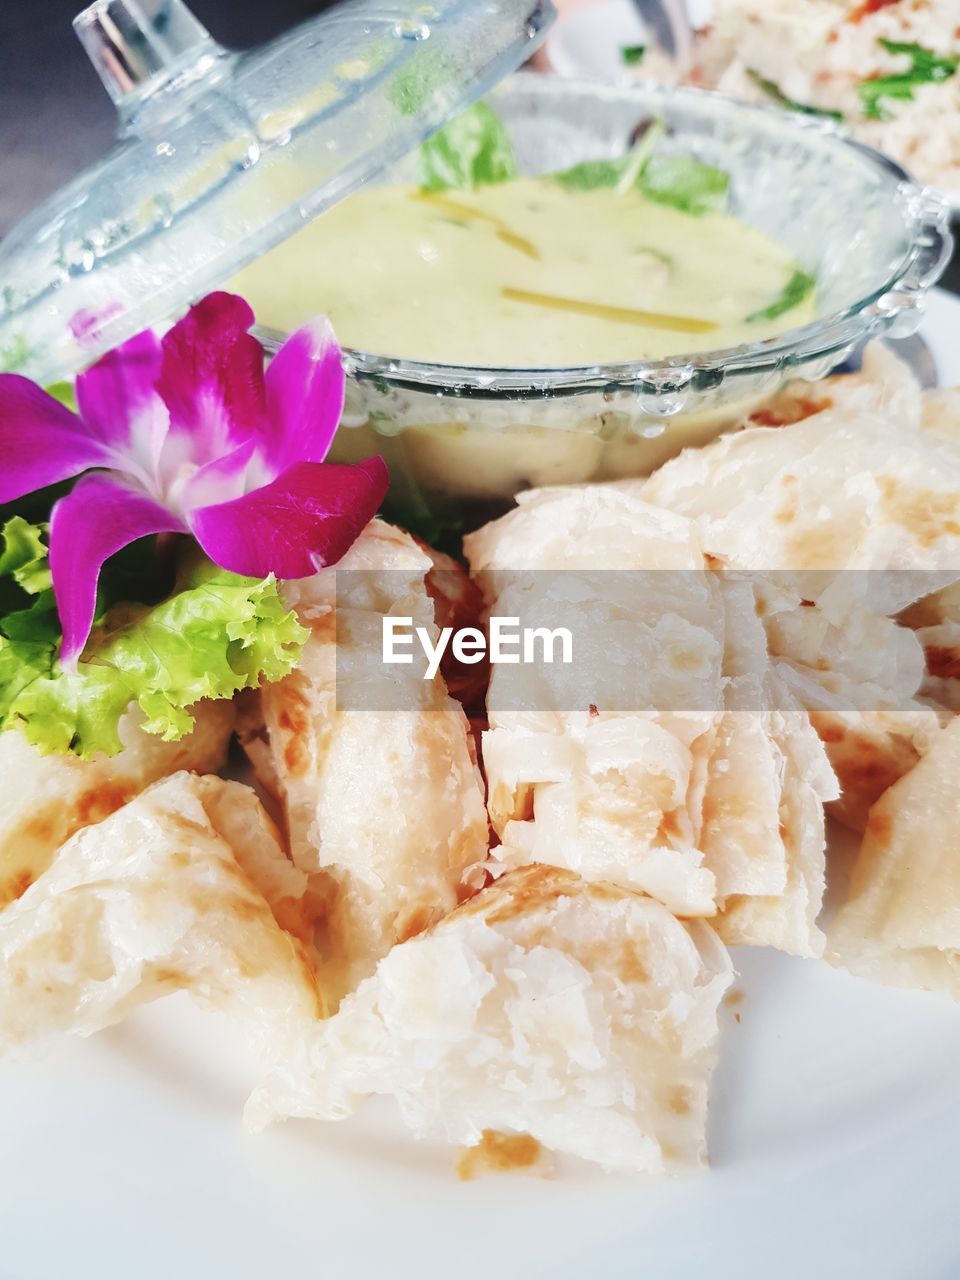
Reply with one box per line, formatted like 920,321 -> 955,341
858,40 -> 958,120
0,516 -> 52,597
419,102 -> 518,192
621,44 -> 646,66
0,522 -> 308,759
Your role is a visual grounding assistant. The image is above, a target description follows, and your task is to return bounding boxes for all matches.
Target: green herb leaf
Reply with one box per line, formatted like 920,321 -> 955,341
553,157 -> 632,191
621,44 -> 646,66
0,526 -> 308,758
858,40 -> 958,120
419,102 -> 518,192
640,154 -> 730,215
746,269 -> 816,323
746,69 -> 844,121
554,146 -> 729,215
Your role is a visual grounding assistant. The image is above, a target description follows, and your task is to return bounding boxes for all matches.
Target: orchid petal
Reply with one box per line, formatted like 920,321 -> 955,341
179,437 -> 259,513
263,317 -> 346,470
49,473 -> 185,667
75,329 -> 168,476
0,375 -> 113,504
156,292 -> 268,471
188,457 -> 389,580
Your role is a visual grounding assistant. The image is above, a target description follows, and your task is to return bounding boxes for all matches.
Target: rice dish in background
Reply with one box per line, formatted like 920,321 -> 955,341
638,0 -> 960,190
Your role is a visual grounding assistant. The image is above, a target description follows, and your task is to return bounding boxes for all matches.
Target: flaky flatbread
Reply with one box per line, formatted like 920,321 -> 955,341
644,348 -> 960,824
0,773 -> 321,1060
243,520 -> 489,1006
0,700 -> 235,910
247,865 -> 733,1176
703,575 -> 838,956
828,717 -> 960,997
466,487 -> 837,956
900,581 -> 960,714
642,345 -> 960,610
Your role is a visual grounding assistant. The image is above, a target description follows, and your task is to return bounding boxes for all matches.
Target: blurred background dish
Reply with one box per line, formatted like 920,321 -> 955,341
545,0 -> 960,210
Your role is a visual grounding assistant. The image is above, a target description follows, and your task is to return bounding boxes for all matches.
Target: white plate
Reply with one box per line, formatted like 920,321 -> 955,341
2,293 -> 960,1279
545,0 -> 960,211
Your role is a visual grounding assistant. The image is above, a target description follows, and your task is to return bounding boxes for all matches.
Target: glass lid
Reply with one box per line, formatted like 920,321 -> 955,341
0,0 -> 554,382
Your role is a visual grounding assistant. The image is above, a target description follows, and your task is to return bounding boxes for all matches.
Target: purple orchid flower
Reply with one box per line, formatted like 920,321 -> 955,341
0,292 -> 388,667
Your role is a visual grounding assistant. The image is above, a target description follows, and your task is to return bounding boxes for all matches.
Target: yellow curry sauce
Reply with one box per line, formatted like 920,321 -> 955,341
232,177 -> 814,367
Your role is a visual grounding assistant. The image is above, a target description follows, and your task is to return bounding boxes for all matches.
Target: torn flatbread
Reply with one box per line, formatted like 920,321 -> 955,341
242,520 -> 489,1006
0,773 -> 321,1061
642,344 -> 960,612
466,487 -> 837,956
467,485 -> 724,918
644,348 -> 960,822
828,717 -> 960,998
246,865 -> 733,1176
757,575 -> 944,829
0,699 -> 235,910
900,581 -> 960,714
702,575 -> 838,956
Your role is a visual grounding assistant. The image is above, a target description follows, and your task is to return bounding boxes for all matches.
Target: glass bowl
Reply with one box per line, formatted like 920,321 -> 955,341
257,73 -> 953,530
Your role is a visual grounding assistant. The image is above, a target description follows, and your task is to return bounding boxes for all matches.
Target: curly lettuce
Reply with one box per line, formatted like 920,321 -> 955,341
0,519 -> 307,759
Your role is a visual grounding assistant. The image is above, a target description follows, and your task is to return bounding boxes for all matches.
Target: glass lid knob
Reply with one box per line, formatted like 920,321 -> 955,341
73,0 -> 225,133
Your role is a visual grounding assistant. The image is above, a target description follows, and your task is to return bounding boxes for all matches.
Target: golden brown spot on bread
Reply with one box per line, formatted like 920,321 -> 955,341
879,477 -> 960,549
76,782 -> 133,827
479,865 -> 581,926
926,646 -> 960,680
818,723 -> 846,745
669,1087 -> 693,1117
724,988 -> 745,1008
2,869 -> 35,906
456,1131 -> 546,1181
394,901 -> 438,944
271,897 -> 317,946
865,810 -> 893,847
277,686 -> 313,779
774,475 -> 799,526
22,813 -> 57,844
618,940 -> 650,986
785,520 -> 852,570
748,396 -> 830,428
152,967 -> 192,989
834,744 -> 903,795
657,809 -> 687,843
